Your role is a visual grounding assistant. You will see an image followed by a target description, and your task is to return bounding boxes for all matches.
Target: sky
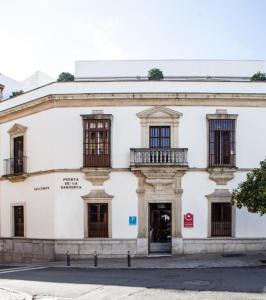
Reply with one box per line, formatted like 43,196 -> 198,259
1,0 -> 266,81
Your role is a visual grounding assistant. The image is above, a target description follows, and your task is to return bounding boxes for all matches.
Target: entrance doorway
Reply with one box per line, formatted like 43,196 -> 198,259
149,203 -> 171,253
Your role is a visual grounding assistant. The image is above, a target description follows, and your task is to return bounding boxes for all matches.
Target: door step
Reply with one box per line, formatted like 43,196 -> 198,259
148,253 -> 172,257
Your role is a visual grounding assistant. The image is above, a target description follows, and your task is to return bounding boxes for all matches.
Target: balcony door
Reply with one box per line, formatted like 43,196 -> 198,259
13,136 -> 24,173
149,126 -> 170,148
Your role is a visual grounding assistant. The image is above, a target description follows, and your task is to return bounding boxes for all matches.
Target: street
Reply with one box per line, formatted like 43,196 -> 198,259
0,266 -> 265,299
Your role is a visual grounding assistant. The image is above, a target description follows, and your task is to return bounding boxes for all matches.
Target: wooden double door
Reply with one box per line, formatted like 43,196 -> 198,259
87,203 -> 108,238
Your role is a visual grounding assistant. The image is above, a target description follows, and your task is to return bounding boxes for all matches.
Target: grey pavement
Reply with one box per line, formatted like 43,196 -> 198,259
1,251 -> 266,269
43,251 -> 266,269
0,252 -> 266,299
0,266 -> 266,299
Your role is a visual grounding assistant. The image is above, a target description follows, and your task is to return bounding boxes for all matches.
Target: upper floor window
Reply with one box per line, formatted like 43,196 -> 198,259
82,115 -> 111,168
208,118 -> 236,167
4,123 -> 27,176
149,126 -> 170,148
13,136 -> 24,173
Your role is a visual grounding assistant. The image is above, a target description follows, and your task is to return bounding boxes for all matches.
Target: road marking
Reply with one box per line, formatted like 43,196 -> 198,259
0,266 -> 48,274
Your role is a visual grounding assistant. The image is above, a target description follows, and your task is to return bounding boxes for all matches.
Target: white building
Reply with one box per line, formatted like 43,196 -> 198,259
0,60 -> 266,262
0,71 -> 54,100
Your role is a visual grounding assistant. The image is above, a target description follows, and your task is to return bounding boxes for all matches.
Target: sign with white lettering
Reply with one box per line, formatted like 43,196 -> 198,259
129,216 -> 137,226
184,213 -> 193,228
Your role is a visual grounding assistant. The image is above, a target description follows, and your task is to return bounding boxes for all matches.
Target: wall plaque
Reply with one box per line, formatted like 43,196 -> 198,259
61,177 -> 82,190
184,213 -> 194,228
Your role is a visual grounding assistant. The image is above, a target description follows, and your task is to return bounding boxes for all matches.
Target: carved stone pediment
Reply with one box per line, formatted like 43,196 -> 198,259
81,189 -> 113,201
136,106 -> 183,148
82,168 -> 111,186
136,166 -> 187,194
8,123 -> 27,136
208,168 -> 236,185
137,106 -> 182,120
206,188 -> 232,201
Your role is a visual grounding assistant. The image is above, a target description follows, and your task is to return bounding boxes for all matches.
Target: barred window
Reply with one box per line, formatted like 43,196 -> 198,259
83,119 -> 110,167
209,119 -> 235,167
211,203 -> 232,237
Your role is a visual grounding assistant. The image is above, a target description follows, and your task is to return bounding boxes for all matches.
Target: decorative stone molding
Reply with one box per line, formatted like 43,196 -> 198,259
81,189 -> 113,201
82,189 -> 113,238
140,167 -> 187,194
137,106 -> 183,147
82,168 -> 111,186
208,168 -> 236,185
206,189 -> 236,237
206,112 -> 238,120
1,92 -> 266,124
6,174 -> 28,183
206,188 -> 232,201
8,123 -> 27,136
132,166 -> 187,255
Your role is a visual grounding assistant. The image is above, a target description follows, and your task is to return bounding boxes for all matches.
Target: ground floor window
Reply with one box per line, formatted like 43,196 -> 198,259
88,203 -> 108,238
13,205 -> 24,237
211,202 -> 232,237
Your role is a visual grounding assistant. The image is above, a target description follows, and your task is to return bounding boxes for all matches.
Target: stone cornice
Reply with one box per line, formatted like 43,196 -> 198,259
0,166 -> 254,182
0,92 -> 266,123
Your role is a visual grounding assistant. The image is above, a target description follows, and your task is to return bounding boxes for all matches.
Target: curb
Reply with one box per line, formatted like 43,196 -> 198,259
0,287 -> 32,300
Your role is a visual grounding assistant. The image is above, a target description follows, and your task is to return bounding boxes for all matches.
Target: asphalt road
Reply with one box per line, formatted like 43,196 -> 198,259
0,266 -> 266,299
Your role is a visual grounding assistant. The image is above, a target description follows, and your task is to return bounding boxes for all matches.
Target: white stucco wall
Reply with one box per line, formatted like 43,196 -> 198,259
0,174 -> 55,238
1,81 -> 266,112
75,60 -> 264,79
0,104 -> 266,239
1,106 -> 266,172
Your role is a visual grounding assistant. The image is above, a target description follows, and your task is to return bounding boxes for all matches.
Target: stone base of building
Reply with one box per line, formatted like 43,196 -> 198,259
183,238 -> 266,254
0,238 -> 55,263
55,239 -> 137,260
0,238 -> 266,263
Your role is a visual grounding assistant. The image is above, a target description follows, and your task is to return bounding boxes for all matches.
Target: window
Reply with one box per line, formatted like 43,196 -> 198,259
149,126 -> 170,148
211,203 -> 232,237
13,136 -> 24,174
14,206 -> 24,237
88,203 -> 108,237
83,119 -> 111,167
209,119 -> 235,167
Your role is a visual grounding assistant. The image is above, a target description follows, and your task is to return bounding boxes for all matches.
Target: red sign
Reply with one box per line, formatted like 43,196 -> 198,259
184,213 -> 193,228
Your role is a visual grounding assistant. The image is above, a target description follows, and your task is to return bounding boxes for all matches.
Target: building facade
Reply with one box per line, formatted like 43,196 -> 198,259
0,60 -> 266,262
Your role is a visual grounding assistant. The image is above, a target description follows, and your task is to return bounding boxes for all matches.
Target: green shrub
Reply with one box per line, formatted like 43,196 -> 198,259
251,72 -> 266,81
57,72 -> 74,82
148,68 -> 164,80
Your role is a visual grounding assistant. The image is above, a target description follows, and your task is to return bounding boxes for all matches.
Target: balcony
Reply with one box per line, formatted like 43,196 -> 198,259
3,156 -> 27,177
130,148 -> 188,167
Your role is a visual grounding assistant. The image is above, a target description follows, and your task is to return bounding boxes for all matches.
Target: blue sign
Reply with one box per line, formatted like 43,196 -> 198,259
129,216 -> 137,226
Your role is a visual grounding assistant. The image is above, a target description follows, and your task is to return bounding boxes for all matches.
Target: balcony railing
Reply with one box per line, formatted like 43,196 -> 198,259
3,156 -> 27,176
130,148 -> 188,167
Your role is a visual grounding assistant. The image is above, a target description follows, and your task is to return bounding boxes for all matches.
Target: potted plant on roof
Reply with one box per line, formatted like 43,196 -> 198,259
148,68 -> 164,80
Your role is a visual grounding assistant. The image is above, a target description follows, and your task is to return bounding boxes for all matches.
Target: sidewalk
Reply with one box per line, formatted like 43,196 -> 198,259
46,251 -> 266,269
